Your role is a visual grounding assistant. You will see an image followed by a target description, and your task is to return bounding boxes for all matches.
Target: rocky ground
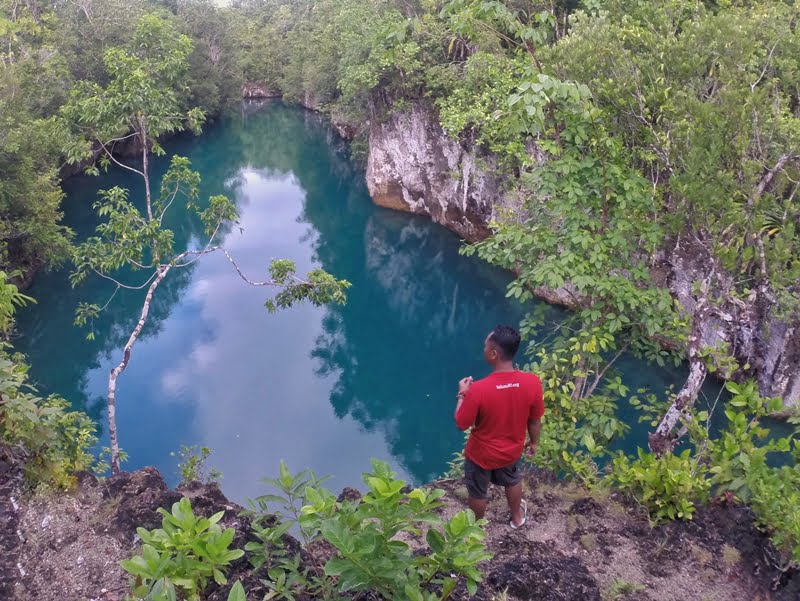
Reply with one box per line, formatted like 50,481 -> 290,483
2,467 -> 798,601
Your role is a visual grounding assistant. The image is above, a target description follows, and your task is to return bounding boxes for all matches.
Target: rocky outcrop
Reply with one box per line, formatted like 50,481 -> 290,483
666,239 -> 800,407
5,468 -> 255,601
365,102 -> 510,243
4,467 -> 798,601
241,82 -> 281,99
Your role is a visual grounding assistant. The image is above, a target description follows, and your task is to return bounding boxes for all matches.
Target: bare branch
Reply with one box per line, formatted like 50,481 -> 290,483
749,153 -> 796,209
98,285 -> 121,312
158,181 -> 181,227
96,139 -> 145,179
92,267 -> 158,291
584,343 -> 630,398
750,40 -> 780,92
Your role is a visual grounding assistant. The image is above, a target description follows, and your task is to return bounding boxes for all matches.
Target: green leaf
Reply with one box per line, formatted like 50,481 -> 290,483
320,521 -> 355,554
426,529 -> 445,554
404,583 -> 424,601
323,556 -> 350,577
214,568 -> 228,585
227,581 -> 246,601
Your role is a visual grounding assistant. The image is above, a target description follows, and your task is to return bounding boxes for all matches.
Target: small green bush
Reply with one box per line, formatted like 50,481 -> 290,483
749,464 -> 800,566
121,497 -> 244,601
172,445 -> 221,485
610,449 -> 710,523
0,352 -> 96,488
247,459 -> 493,601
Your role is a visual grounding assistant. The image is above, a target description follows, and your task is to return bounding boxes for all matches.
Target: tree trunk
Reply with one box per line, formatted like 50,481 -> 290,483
648,356 -> 707,456
140,120 -> 152,221
649,298 -> 711,456
107,264 -> 171,474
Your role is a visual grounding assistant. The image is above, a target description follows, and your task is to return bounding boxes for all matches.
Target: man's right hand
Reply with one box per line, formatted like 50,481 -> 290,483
458,376 -> 473,395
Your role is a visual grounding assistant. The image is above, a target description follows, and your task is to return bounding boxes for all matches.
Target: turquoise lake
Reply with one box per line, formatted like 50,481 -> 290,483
15,103 -> 720,501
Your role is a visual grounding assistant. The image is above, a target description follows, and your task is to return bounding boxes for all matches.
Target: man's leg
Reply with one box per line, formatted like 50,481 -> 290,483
464,459 -> 490,518
494,460 -> 524,526
505,481 -> 524,526
468,496 -> 488,519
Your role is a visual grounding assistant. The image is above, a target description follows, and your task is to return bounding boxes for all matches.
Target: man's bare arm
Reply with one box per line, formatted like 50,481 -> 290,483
454,376 -> 474,429
527,417 -> 542,456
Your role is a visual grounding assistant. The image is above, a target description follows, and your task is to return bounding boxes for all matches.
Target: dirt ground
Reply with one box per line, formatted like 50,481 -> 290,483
2,467 -> 798,601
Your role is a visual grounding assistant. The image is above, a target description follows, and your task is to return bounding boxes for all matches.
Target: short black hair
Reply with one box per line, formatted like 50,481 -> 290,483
488,325 -> 521,360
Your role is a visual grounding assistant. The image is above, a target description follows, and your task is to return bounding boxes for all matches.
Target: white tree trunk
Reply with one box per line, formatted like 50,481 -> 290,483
648,356 -> 707,456
140,120 -> 152,221
649,293 -> 712,456
107,264 -> 171,474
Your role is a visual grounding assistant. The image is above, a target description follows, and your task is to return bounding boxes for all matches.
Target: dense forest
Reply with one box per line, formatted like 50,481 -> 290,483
1,0 -> 800,598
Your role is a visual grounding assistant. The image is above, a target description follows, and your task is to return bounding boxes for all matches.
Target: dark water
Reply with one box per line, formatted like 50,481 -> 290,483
16,103 -> 719,500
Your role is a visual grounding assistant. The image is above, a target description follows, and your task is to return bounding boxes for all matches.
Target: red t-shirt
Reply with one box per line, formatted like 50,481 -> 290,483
455,370 -> 544,469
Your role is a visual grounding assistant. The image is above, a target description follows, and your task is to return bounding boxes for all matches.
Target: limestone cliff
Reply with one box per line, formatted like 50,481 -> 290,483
241,82 -> 281,99
666,240 -> 800,407
365,102 -> 507,243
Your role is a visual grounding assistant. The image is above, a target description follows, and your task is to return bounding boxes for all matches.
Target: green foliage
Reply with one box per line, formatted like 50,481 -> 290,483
0,336 -> 96,488
227,581 -> 247,601
544,0 -> 800,316
172,445 -> 222,486
445,429 -> 469,478
0,271 -> 33,335
121,497 -> 245,601
0,271 -> 93,487
264,262 -> 351,314
58,14 -> 198,164
0,15 -> 72,273
748,463 -> 800,566
245,460 -> 492,601
604,578 -> 647,600
245,534 -> 335,601
0,0 -> 250,275
436,52 -> 527,163
93,445 -> 130,479
245,459 -> 331,543
695,381 -> 800,563
610,449 -> 710,524
302,459 -> 492,600
701,381 -> 789,502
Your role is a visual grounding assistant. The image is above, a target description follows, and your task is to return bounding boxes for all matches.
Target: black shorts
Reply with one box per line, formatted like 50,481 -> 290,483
464,458 -> 521,500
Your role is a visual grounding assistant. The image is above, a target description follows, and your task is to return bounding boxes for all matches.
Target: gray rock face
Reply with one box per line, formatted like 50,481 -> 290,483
667,240 -> 800,407
241,82 -> 281,99
365,102 -> 508,243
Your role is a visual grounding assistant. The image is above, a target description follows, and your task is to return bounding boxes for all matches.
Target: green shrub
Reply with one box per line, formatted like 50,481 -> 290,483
245,459 -> 330,543
703,382 -> 792,501
246,459 -> 492,601
0,352 -> 96,488
748,463 -> 800,566
172,445 -> 222,485
303,460 -> 492,599
610,449 -> 710,523
694,381 -> 800,565
121,497 -> 244,601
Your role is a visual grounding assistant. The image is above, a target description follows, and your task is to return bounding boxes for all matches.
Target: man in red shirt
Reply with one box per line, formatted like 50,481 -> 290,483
455,325 -> 544,528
